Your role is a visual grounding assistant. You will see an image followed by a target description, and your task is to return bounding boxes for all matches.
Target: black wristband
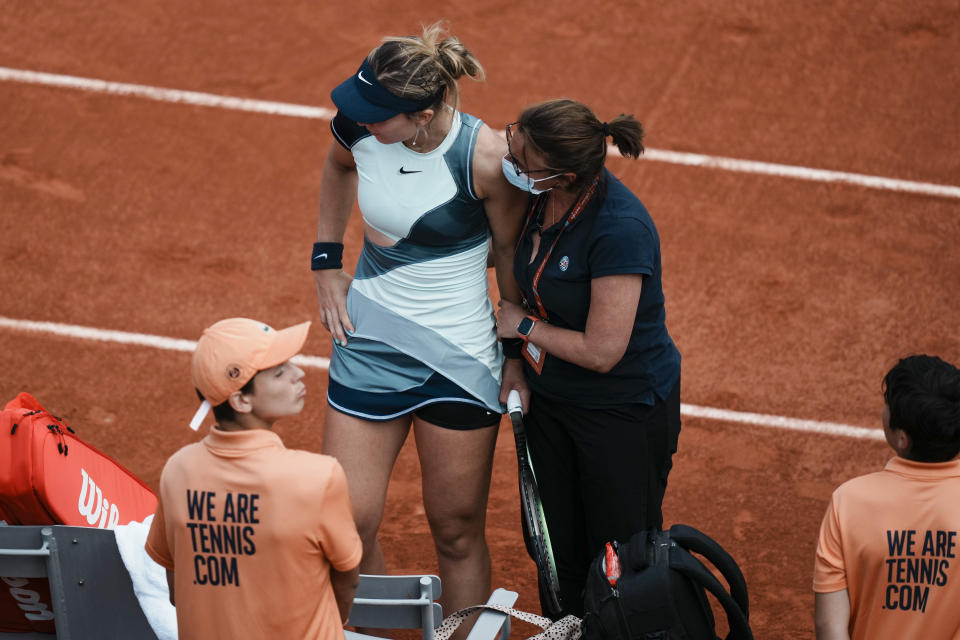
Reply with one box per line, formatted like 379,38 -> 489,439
311,242 -> 344,270
501,338 -> 523,359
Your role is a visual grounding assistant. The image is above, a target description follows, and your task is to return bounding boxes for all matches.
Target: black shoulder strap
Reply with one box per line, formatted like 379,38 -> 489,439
669,549 -> 752,640
668,525 -> 752,640
669,524 -> 750,618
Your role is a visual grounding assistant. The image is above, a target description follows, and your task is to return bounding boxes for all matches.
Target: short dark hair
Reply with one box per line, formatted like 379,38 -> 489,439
196,375 -> 257,425
883,355 -> 960,462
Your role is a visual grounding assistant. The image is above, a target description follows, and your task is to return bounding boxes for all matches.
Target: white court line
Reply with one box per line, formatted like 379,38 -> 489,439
2,65 -> 959,200
0,316 -> 330,370
680,403 -> 882,441
0,66 -> 336,120
0,315 -> 881,440
640,149 -> 960,199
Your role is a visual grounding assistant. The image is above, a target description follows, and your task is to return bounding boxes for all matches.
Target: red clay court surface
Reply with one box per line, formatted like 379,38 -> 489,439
1,2 -> 959,637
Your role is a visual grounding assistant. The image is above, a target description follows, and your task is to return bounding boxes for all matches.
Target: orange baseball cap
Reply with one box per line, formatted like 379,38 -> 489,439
189,318 -> 311,430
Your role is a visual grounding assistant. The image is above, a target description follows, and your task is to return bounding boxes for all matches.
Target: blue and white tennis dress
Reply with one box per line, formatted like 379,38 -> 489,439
326,110 -> 503,419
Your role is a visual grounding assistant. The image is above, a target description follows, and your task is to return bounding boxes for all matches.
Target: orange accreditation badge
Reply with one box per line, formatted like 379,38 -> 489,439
517,315 -> 546,375
522,339 -> 546,375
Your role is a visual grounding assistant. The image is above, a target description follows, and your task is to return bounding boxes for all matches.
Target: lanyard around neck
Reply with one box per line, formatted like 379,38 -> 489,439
518,175 -> 599,319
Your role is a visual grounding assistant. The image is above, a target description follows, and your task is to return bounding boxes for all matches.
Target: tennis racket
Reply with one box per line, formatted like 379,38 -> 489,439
507,390 -> 562,618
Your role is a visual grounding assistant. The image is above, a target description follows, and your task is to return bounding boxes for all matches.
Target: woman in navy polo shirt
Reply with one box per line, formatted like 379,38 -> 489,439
496,98 -> 682,618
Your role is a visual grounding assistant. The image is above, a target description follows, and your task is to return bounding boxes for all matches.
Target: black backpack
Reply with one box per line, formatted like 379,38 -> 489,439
581,524 -> 753,640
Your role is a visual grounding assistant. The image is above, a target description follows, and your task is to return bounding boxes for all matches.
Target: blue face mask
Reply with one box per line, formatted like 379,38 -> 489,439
501,155 -> 563,195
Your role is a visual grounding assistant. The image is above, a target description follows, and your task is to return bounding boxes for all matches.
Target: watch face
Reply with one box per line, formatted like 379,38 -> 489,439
518,317 -> 535,337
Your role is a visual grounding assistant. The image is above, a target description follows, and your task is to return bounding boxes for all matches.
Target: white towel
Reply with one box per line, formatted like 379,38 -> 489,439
113,515 -> 178,640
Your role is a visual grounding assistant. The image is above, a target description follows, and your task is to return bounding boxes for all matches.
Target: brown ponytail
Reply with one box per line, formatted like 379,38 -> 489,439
605,114 -> 644,159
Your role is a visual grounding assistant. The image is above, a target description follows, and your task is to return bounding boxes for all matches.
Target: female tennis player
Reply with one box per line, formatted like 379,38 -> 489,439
496,98 -> 682,618
311,22 -> 526,618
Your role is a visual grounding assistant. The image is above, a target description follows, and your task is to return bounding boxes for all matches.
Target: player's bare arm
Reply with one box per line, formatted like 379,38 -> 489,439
473,123 -> 526,306
314,141 -> 359,346
497,274 -> 643,373
473,124 -> 530,405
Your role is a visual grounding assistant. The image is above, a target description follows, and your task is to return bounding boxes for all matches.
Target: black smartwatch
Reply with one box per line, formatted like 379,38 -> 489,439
517,316 -> 537,339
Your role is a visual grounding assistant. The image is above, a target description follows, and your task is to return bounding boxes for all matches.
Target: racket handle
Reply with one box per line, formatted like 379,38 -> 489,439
507,389 -> 523,417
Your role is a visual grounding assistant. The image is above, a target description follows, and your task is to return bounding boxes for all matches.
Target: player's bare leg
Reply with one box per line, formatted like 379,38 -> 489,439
415,416 -> 499,638
322,408 -> 411,605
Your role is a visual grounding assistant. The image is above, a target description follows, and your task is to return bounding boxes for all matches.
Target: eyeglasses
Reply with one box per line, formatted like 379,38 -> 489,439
505,122 -> 561,176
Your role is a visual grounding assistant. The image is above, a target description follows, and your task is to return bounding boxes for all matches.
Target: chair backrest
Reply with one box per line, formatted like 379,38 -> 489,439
348,574 -> 442,640
0,525 -> 158,639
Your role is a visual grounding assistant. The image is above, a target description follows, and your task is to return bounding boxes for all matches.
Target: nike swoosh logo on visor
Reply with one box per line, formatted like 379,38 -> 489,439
358,71 -> 373,86
399,167 -> 422,174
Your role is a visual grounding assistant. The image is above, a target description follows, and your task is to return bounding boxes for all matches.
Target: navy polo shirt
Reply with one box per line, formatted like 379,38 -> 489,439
513,169 -> 681,409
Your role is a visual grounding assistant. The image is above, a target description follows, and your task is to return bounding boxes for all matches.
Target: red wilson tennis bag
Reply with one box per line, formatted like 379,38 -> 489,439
0,392 -> 158,633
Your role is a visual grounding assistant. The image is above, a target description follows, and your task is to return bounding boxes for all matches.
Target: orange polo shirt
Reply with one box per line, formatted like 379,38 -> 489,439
813,456 -> 960,640
145,427 -> 362,640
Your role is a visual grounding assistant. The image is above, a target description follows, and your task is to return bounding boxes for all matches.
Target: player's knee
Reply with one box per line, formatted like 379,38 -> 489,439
352,508 -> 384,545
434,531 -> 484,561
428,512 -> 485,559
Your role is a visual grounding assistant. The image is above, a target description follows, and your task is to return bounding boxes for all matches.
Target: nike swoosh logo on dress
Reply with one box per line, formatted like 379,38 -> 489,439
399,167 -> 422,174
